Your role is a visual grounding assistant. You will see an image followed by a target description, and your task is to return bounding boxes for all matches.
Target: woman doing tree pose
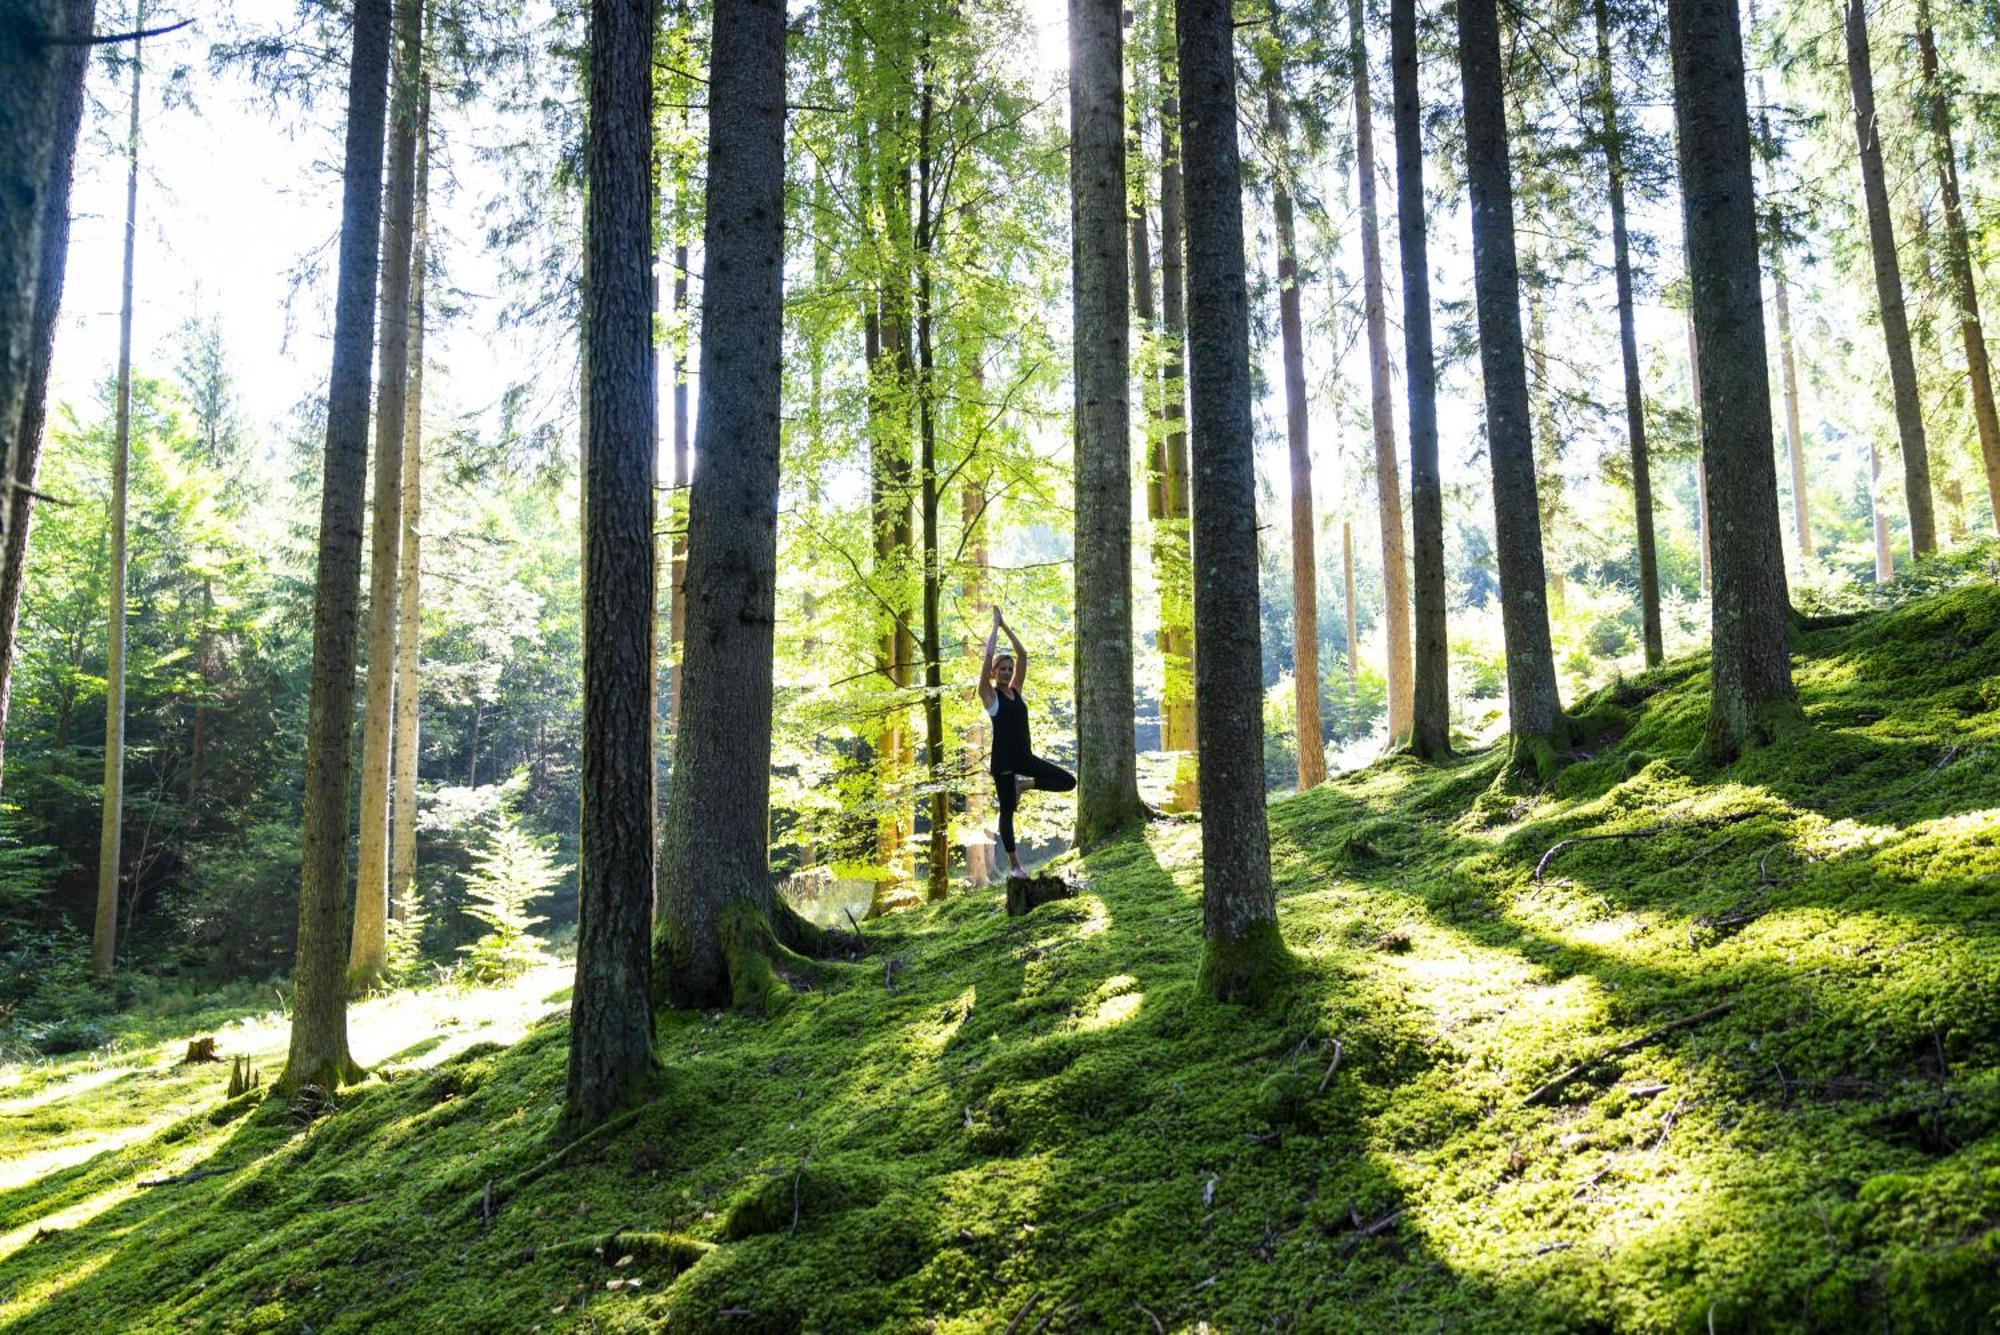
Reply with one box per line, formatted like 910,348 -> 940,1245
978,607 -> 1076,879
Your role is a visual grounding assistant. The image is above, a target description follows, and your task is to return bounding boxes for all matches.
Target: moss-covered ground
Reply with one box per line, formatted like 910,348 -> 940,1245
6,583 -> 2000,1332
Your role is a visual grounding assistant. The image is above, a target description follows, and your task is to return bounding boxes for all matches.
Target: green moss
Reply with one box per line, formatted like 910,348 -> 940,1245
7,583 -> 2000,1332
1196,917 -> 1295,1006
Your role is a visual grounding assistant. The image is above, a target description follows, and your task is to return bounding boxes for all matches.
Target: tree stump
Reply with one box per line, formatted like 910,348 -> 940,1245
1004,875 -> 1074,917
181,1037 -> 220,1064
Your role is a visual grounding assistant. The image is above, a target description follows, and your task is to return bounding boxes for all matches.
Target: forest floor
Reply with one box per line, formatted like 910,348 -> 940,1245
5,580 -> 2000,1332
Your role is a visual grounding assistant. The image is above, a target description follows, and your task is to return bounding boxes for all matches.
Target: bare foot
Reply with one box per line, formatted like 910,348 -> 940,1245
1015,774 -> 1036,795
1008,865 -> 1029,880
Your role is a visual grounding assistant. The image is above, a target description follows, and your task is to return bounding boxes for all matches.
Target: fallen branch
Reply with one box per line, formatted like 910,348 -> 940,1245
1136,1303 -> 1166,1334
1534,825 -> 1675,883
1315,1039 -> 1345,1097
1004,1292 -> 1042,1335
139,1164 -> 239,1188
1518,1002 -> 1736,1109
1336,1205 -> 1405,1251
1852,745 -> 1963,817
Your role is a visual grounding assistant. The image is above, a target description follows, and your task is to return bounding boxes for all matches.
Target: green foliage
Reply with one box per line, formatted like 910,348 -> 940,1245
456,819 -> 567,984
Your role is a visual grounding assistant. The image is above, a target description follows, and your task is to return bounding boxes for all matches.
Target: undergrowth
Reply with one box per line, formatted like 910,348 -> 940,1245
4,582 -> 2000,1332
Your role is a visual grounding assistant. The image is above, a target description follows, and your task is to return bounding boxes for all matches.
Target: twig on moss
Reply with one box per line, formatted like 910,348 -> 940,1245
1851,745 -> 1963,817
140,1164 -> 239,1188
1315,1039 -> 1345,1097
1336,1205 -> 1405,1251
1136,1303 -> 1166,1334
1004,1292 -> 1041,1334
1534,824 -> 1674,883
1518,1002 -> 1735,1108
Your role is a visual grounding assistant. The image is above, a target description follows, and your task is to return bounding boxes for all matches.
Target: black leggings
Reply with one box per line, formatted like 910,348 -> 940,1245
994,755 -> 1077,856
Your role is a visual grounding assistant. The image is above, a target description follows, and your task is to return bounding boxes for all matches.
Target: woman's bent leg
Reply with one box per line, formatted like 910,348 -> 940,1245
1023,755 -> 1076,794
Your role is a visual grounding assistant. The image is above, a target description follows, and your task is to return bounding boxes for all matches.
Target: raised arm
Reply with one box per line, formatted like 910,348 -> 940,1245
977,609 -> 1000,709
1000,615 -> 1028,692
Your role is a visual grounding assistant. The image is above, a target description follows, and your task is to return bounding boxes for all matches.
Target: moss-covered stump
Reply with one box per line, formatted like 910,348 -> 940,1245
1003,874 -> 1075,917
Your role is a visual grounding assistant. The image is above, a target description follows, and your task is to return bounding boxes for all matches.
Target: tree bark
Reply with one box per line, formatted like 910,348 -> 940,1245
281,0 -> 393,1094
350,0 -> 423,991
916,53 -> 949,902
1071,0 -> 1146,845
93,25 -> 141,982
1156,50 -> 1197,808
961,475 -> 993,886
1844,0 -> 1934,557
390,89 -> 428,924
1915,0 -> 1999,534
562,0 -> 659,1130
1669,0 -> 1799,759
1259,29 -> 1323,791
1348,0 -> 1413,747
1594,0 -> 1662,666
1342,518 -> 1359,733
1685,312 -> 1711,594
0,0 -> 80,575
668,236 -> 690,727
1870,436 -> 1894,582
1389,0 -> 1448,757
1177,0 -> 1290,1003
656,0 -> 799,1012
1770,245 -> 1813,562
0,0 -> 94,794
1456,0 -> 1565,778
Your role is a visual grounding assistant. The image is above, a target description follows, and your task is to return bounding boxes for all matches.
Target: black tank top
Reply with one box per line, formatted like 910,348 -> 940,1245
990,689 -> 1031,773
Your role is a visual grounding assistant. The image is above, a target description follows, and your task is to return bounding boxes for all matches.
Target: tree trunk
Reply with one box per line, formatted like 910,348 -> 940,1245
93,26 -> 141,982
1176,0 -> 1290,1004
1669,0 -> 1799,759
564,0 -> 658,1130
1770,248 -> 1813,562
281,0 -> 393,1094
1591,0 -> 1662,664
1389,0 -> 1448,757
668,237 -> 689,728
1156,51 -> 1197,809
1870,436 -> 1894,582
350,0 -> 423,992
1915,0 -> 2000,533
1348,0 -> 1413,747
390,89 -> 429,923
657,0 -> 806,1013
1844,0 -> 1934,557
0,0 -> 94,793
961,475 -> 993,886
0,0 -> 84,574
1071,0 -> 1146,846
916,54 -> 949,903
1456,0 -> 1565,779
1342,518 -> 1359,735
1260,36 -> 1323,791
1686,312 -> 1711,594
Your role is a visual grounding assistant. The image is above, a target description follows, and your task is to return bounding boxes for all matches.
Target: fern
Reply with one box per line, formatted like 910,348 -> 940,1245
457,822 -> 567,984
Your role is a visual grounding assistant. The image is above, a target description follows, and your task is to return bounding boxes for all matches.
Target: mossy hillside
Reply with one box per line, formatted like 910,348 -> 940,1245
1,584 -> 1998,1331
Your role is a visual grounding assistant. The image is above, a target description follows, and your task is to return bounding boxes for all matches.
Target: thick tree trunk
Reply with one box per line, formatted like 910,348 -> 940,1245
1594,0 -> 1662,666
0,0 -> 81,571
1456,0 -> 1566,778
390,92 -> 428,923
1349,0 -> 1413,747
1177,0 -> 1290,1003
1669,0 -> 1799,759
1260,45 -> 1323,791
961,476 -> 993,886
350,0 -> 423,991
281,0 -> 393,1094
916,61 -> 949,903
1915,2 -> 2000,533
1389,0 -> 1448,757
1156,67 -> 1197,808
656,0 -> 800,1012
94,29 -> 141,981
1525,271 -> 1566,616
0,0 -> 94,793
563,0 -> 658,1130
1071,0 -> 1146,845
1844,0 -> 1934,557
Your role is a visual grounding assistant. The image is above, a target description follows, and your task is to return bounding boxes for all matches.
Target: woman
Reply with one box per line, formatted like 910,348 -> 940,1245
977,606 -> 1075,879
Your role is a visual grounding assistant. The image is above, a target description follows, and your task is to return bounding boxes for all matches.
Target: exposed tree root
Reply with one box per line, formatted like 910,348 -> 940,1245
1517,1001 -> 1736,1108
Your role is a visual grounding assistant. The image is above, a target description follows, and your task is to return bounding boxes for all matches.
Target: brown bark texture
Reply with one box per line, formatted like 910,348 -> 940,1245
1669,0 -> 1799,758
282,0 -> 393,1094
390,92 -> 429,921
564,0 -> 659,1129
